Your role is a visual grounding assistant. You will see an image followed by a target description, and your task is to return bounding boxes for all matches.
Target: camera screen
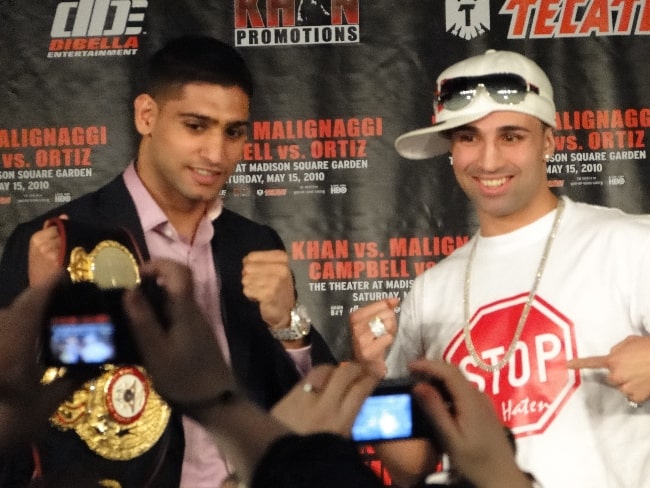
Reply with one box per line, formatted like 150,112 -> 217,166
351,392 -> 414,442
47,313 -> 117,365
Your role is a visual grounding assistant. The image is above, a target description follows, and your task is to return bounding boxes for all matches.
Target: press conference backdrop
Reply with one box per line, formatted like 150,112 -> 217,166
1,0 -> 649,361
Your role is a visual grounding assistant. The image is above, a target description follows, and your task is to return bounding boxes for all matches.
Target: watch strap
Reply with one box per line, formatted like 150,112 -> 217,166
270,326 -> 306,341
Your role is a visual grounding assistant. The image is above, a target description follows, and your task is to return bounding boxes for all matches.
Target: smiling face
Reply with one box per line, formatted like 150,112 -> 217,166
133,82 -> 250,215
448,111 -> 557,236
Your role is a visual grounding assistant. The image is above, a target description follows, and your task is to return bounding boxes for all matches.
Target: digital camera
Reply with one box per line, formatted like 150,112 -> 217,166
42,278 -> 166,368
352,376 -> 451,445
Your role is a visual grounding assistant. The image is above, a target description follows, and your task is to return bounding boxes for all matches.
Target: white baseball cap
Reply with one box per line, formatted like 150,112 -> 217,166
395,50 -> 556,160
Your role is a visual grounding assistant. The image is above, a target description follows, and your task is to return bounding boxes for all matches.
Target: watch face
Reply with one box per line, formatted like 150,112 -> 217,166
105,367 -> 149,424
292,305 -> 312,336
296,319 -> 310,335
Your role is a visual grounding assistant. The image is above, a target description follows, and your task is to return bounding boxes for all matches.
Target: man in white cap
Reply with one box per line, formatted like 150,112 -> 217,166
349,49 -> 650,488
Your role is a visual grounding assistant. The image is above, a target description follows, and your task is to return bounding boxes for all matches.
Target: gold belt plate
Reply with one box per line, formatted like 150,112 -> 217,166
50,365 -> 171,460
67,239 -> 141,289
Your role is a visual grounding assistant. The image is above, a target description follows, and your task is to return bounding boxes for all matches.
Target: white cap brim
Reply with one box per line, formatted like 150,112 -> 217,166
394,110 -> 492,160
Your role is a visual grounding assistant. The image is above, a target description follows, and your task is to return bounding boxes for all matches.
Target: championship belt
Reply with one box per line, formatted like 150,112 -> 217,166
42,217 -> 171,462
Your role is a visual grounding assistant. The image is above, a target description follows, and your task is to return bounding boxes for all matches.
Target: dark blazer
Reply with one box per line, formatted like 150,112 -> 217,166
0,175 -> 336,487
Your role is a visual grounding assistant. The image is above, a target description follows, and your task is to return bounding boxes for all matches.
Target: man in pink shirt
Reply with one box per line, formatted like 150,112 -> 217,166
0,35 -> 335,487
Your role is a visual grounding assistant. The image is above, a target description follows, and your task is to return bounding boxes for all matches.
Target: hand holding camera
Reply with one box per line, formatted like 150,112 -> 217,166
407,359 -> 530,487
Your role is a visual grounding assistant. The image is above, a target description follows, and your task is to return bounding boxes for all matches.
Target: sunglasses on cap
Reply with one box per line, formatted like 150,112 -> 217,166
436,73 -> 540,111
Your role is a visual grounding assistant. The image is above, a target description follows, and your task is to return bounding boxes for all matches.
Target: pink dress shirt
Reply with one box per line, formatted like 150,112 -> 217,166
123,162 -> 311,487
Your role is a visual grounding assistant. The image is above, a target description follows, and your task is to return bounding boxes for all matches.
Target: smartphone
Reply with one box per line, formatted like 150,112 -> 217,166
352,377 -> 439,443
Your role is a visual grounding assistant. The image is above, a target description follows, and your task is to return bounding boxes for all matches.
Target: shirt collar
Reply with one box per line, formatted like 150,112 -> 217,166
122,161 -> 224,234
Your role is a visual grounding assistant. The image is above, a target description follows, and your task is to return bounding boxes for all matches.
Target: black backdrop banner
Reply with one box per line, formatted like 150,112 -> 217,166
1,0 -> 649,360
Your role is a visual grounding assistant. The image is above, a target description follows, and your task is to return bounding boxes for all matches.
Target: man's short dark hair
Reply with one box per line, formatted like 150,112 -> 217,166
145,35 -> 254,100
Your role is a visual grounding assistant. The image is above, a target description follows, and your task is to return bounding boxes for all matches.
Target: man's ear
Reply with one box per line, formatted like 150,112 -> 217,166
134,93 -> 158,136
543,126 -> 555,158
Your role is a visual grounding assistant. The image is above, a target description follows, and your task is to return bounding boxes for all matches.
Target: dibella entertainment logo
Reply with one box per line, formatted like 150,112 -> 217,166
234,0 -> 360,47
48,0 -> 147,58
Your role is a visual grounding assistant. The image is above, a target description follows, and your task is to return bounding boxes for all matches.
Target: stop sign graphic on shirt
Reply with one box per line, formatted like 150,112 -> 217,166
444,293 -> 580,437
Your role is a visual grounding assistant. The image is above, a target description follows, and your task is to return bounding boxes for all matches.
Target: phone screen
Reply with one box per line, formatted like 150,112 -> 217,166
351,392 -> 414,442
47,313 -> 117,365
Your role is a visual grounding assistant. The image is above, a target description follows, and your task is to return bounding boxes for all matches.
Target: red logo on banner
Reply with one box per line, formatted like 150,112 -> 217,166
444,293 -> 580,437
499,0 -> 650,38
234,0 -> 360,47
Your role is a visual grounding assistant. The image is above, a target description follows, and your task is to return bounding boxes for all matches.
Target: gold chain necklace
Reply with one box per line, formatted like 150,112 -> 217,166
462,198 -> 565,372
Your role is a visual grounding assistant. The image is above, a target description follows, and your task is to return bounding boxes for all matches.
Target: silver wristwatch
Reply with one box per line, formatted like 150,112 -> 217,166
270,304 -> 312,341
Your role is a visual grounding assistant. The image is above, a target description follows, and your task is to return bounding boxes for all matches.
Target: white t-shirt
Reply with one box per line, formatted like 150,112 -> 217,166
387,197 -> 650,488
